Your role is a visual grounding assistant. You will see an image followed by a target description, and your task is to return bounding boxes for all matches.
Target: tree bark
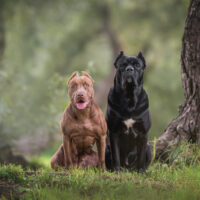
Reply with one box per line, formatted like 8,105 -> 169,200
154,0 -> 200,160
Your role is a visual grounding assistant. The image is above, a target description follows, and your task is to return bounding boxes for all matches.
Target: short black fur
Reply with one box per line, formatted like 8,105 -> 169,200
105,51 -> 152,172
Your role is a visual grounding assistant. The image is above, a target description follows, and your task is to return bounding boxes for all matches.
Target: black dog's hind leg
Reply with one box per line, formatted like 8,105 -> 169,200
110,133 -> 120,171
127,150 -> 137,170
137,136 -> 147,173
145,145 -> 152,169
128,145 -> 152,171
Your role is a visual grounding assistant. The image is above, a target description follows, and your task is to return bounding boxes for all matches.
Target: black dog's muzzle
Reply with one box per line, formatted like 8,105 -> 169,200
125,65 -> 134,83
126,65 -> 134,72
124,65 -> 139,87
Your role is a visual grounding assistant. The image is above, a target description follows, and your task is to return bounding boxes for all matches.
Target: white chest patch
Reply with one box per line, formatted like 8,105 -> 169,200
123,118 -> 135,129
123,119 -> 137,137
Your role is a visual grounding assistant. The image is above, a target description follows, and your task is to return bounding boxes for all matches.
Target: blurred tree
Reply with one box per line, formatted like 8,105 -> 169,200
94,2 -> 122,107
155,0 -> 200,159
0,0 -> 188,158
0,0 -> 5,61
0,0 -> 6,146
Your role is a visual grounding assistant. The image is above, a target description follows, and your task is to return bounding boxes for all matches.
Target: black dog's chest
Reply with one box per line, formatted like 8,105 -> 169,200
122,118 -> 138,138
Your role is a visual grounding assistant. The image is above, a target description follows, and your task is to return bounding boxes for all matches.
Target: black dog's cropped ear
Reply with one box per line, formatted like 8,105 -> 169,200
137,51 -> 146,69
114,51 -> 124,68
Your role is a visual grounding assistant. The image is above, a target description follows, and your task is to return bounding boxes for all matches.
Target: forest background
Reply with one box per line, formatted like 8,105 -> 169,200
0,0 -> 188,163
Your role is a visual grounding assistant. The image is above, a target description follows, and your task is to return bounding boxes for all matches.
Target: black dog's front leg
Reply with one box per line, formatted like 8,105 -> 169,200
110,133 -> 120,171
137,136 -> 147,173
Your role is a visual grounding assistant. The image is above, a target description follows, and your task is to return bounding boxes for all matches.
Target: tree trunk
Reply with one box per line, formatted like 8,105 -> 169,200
154,0 -> 200,160
95,4 -> 122,108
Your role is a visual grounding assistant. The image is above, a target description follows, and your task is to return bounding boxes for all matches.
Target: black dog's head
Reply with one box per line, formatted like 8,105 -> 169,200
114,51 -> 146,89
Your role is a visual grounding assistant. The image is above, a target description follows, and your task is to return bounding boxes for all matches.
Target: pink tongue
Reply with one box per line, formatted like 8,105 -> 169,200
76,102 -> 88,110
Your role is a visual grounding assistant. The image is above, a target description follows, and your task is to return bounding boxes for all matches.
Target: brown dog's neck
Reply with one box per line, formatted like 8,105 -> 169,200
69,100 -> 95,120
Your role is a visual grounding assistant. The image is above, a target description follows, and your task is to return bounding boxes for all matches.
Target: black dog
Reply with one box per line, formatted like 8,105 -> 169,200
105,51 -> 152,172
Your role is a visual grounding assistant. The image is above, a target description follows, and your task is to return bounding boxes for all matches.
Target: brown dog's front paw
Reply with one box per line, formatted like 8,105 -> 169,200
65,162 -> 72,170
65,163 -> 78,170
99,162 -> 105,172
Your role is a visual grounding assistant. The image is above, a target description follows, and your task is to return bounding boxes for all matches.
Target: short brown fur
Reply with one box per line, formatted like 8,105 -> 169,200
51,72 -> 107,170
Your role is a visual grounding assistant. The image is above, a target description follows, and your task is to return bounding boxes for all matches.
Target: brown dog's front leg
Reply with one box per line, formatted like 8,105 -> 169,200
97,135 -> 106,171
63,135 -> 73,169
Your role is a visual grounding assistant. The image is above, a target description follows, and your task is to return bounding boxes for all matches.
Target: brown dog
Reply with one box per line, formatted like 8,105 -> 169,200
51,71 -> 107,170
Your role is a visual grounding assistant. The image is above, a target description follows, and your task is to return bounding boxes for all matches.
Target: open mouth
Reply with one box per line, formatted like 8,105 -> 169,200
76,99 -> 88,110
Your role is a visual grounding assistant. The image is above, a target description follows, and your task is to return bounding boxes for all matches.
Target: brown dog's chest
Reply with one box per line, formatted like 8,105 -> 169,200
71,135 -> 95,154
65,118 -> 102,154
68,118 -> 101,136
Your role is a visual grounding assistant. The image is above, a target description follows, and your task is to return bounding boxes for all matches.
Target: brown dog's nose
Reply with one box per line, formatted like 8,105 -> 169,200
77,91 -> 84,97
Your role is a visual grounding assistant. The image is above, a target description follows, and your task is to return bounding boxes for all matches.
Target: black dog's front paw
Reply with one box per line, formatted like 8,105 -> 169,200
114,166 -> 121,172
138,168 -> 146,174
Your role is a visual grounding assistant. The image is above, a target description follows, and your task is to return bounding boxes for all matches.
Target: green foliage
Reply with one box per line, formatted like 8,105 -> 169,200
0,164 -> 24,183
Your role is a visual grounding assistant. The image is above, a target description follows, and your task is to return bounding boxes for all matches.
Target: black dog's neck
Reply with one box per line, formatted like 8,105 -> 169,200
125,83 -> 142,98
111,76 -> 148,116
115,76 -> 142,98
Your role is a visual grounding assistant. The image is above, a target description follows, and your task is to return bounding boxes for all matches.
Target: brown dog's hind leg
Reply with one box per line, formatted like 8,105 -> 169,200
51,147 -> 99,170
50,145 -> 65,169
78,150 -> 99,169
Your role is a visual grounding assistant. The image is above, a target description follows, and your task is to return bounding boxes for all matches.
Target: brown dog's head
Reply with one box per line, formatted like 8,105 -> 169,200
68,71 -> 94,110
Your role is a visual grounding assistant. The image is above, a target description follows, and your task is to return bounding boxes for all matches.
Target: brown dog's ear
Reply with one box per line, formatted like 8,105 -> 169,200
82,71 -> 94,83
68,71 -> 79,85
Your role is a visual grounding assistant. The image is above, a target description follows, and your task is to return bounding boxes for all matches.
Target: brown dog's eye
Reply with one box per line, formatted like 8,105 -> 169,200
72,83 -> 77,89
84,82 -> 90,87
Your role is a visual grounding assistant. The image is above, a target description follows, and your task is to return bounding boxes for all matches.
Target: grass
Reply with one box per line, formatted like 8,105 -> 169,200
29,143 -> 61,168
1,164 -> 200,200
1,143 -> 200,200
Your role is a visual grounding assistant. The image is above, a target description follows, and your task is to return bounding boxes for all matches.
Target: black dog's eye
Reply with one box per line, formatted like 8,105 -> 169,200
120,66 -> 125,71
119,63 -> 127,71
123,62 -> 128,67
135,63 -> 140,68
